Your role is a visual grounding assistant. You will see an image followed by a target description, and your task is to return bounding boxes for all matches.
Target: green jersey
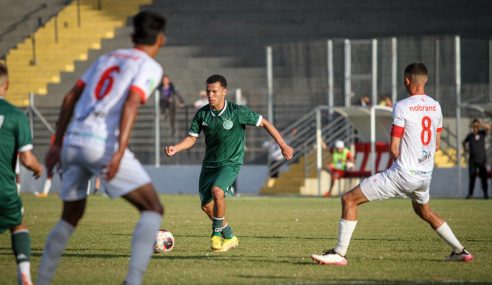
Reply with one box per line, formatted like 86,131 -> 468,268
0,98 -> 32,193
189,101 -> 262,168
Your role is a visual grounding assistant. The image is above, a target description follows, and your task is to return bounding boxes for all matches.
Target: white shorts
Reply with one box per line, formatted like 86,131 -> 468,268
360,166 -> 431,204
60,144 -> 151,201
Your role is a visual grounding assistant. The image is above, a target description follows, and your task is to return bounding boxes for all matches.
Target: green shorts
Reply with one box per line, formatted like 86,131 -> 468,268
0,187 -> 23,233
199,165 -> 240,206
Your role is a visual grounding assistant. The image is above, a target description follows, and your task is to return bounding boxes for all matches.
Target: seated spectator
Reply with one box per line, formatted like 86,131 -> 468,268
194,90 -> 209,109
323,140 -> 354,197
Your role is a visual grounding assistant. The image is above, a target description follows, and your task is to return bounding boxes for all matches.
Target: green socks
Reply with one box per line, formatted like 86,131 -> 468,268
12,230 -> 31,264
212,217 -> 224,237
221,224 -> 235,239
212,217 -> 235,239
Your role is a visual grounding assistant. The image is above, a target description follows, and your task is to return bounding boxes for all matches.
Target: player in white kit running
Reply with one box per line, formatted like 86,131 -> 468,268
311,63 -> 473,266
37,11 -> 166,285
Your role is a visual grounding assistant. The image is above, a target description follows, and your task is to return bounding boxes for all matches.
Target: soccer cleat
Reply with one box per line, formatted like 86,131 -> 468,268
311,249 -> 348,266
210,235 -> 223,251
218,236 -> 239,252
34,192 -> 48,198
445,249 -> 473,262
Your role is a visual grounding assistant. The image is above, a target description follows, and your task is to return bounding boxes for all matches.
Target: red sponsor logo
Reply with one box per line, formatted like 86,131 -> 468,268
408,105 -> 437,112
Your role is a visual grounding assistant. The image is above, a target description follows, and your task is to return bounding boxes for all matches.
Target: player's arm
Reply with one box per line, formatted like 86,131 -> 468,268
390,124 -> 404,161
44,83 -> 84,174
165,136 -> 197,157
482,121 -> 491,133
436,129 -> 442,151
19,150 -> 42,178
54,83 -> 84,146
105,90 -> 141,180
260,118 -> 294,160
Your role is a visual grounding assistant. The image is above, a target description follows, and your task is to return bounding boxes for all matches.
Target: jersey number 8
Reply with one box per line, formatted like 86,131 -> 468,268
421,116 -> 432,146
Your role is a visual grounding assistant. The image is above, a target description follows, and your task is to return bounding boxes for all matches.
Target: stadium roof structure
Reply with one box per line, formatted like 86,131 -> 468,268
468,103 -> 492,117
332,106 -> 393,143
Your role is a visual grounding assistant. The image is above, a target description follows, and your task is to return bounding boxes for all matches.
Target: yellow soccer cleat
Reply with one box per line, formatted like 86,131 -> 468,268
210,235 -> 223,251
218,236 -> 239,252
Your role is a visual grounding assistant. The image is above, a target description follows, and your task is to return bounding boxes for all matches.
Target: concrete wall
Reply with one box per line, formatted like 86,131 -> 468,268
19,165 -> 269,196
19,165 -> 488,199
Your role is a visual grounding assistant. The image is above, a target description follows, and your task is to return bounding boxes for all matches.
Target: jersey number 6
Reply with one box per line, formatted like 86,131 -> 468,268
95,66 -> 120,100
421,116 -> 432,146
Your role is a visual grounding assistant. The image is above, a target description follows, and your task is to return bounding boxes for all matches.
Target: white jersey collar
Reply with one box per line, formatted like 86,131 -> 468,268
210,100 -> 227,117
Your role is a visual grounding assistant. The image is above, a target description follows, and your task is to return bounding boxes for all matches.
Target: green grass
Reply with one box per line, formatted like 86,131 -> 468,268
1,194 -> 491,284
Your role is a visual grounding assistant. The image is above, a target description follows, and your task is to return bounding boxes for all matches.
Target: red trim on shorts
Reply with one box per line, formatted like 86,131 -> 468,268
436,127 -> 443,133
130,85 -> 147,104
391,125 -> 405,138
75,80 -> 86,89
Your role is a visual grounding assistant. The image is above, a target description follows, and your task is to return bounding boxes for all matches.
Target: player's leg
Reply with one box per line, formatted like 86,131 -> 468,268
312,167 -> 408,265
10,224 -> 32,285
411,200 -> 473,262
478,164 -> 488,199
212,166 -> 239,252
37,146 -> 90,285
312,184 -> 368,265
102,149 -> 163,285
122,183 -> 163,285
467,162 -> 477,198
198,168 -> 224,250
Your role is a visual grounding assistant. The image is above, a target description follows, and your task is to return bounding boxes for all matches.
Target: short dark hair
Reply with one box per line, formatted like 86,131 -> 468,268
404,63 -> 428,78
206,74 -> 227,88
132,11 -> 166,45
0,63 -> 7,78
471,118 -> 480,125
0,63 -> 8,86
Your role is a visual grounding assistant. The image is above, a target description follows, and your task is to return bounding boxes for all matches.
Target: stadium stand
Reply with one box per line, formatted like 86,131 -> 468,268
4,0 -> 152,106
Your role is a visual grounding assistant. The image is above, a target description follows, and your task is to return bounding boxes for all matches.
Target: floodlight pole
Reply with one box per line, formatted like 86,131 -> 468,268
370,106 -> 376,176
327,39 -> 334,116
154,89 -> 161,167
391,37 -> 397,104
316,107 -> 322,196
344,39 -> 351,107
371,39 -> 378,107
267,46 -> 274,124
455,36 -> 462,197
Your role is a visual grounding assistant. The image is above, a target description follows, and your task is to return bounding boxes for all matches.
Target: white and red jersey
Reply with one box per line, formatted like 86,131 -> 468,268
64,48 -> 163,149
391,94 -> 443,173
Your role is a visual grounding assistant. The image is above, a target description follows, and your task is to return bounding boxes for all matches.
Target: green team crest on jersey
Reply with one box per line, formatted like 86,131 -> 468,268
223,119 -> 233,130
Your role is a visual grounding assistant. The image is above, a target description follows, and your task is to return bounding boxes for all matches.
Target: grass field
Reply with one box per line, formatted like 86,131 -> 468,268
1,194 -> 491,285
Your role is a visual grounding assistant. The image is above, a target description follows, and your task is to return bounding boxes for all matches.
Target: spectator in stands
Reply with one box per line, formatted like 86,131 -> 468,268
159,74 -> 185,135
194,90 -> 209,109
323,140 -> 354,197
379,95 -> 393,107
463,118 -> 491,199
360,95 -> 371,107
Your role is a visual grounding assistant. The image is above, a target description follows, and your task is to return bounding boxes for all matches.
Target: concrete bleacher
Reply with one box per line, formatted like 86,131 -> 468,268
14,0 -> 492,166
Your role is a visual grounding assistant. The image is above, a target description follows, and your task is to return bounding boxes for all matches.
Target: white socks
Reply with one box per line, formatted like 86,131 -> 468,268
334,219 -> 357,256
17,262 -> 31,285
42,179 -> 52,195
36,220 -> 75,285
435,222 -> 464,253
124,211 -> 162,285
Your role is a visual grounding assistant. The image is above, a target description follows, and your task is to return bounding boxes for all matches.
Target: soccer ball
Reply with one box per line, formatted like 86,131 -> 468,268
153,230 -> 174,253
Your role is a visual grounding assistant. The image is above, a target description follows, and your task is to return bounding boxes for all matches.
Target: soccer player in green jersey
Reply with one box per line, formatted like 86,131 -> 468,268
0,63 -> 43,285
165,74 -> 294,252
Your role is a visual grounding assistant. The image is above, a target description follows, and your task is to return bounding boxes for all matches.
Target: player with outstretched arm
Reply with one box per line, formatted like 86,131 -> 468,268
311,63 -> 473,265
165,74 -> 294,252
